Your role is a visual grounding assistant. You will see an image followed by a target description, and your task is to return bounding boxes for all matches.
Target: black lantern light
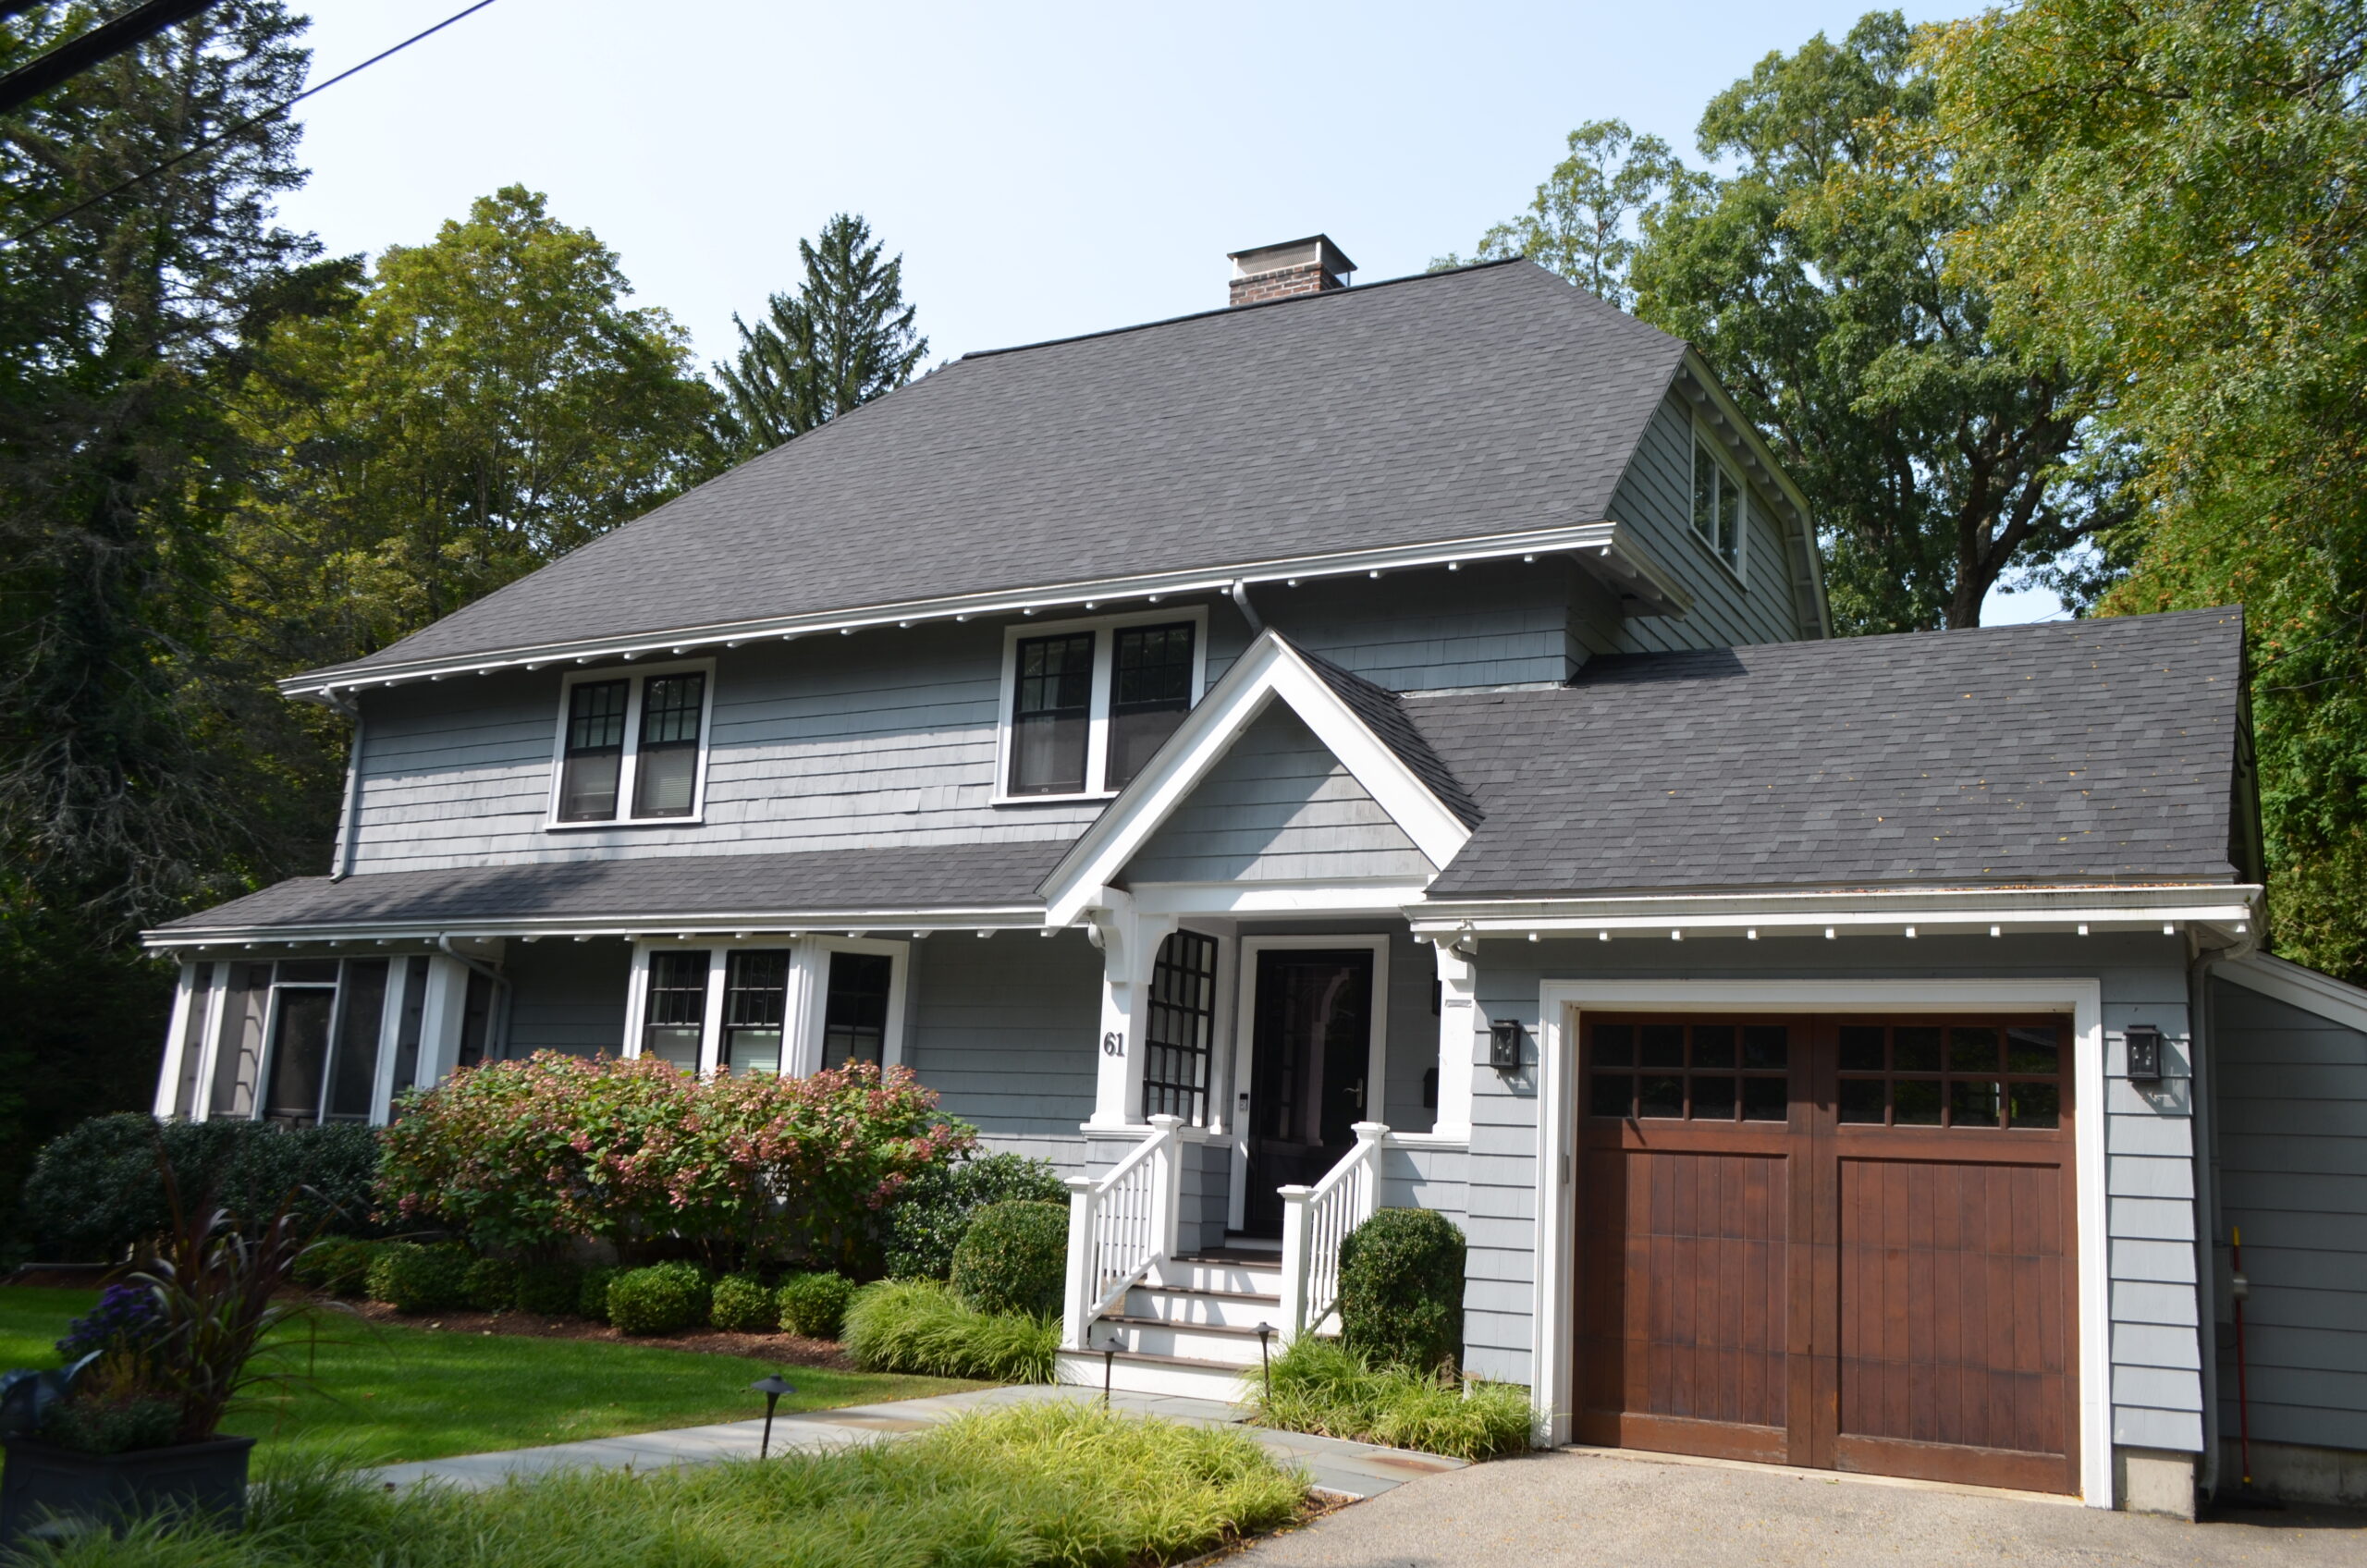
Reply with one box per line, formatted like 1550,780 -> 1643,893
1489,1017 -> 1524,1073
2125,1024 -> 2165,1084
748,1372 -> 795,1458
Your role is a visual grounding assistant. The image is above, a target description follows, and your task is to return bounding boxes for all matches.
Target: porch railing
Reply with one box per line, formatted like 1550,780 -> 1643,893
1061,1112 -> 1186,1350
1278,1121 -> 1388,1341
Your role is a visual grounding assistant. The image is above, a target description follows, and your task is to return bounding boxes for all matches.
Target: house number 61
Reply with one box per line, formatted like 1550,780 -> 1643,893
1101,1032 -> 1123,1057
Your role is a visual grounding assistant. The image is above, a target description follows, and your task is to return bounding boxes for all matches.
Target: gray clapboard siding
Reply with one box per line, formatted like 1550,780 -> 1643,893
502,937 -> 632,1058
1254,559 -> 1582,691
906,927 -> 1100,1138
1123,705 -> 1435,888
2208,975 -> 2367,1454
1607,391 -> 1804,652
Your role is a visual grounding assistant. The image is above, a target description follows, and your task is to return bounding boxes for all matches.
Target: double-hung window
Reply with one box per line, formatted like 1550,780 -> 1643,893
1000,610 -> 1206,800
552,662 -> 713,826
1690,428 -> 1748,577
629,937 -> 908,1076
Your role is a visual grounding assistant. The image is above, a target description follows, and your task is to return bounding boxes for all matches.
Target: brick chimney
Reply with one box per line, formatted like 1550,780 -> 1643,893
1227,235 -> 1355,305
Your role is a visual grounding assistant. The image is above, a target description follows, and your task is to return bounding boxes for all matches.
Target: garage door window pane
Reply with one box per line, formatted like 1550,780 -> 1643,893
1838,1077 -> 1886,1123
1837,1026 -> 1885,1072
2006,1028 -> 2060,1074
1592,1024 -> 1634,1066
2010,1081 -> 2061,1129
1894,1026 -> 1943,1072
1639,1075 -> 1684,1119
1949,1026 -> 2000,1074
1691,1025 -> 1735,1069
1742,1076 -> 1788,1121
1639,1024 -> 1684,1069
1691,1076 -> 1736,1120
1590,1072 -> 1633,1118
1950,1079 -> 2002,1128
1741,1025 -> 1789,1070
1895,1079 -> 1943,1125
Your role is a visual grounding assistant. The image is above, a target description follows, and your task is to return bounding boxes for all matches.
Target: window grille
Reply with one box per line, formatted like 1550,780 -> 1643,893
1009,632 -> 1095,794
721,949 -> 791,1076
632,673 -> 705,818
1108,622 -> 1196,788
1141,929 -> 1220,1122
643,949 -> 709,1071
821,950 -> 895,1068
558,680 -> 630,820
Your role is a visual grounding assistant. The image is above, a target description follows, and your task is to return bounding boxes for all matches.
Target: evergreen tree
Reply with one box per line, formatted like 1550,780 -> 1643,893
715,213 -> 926,459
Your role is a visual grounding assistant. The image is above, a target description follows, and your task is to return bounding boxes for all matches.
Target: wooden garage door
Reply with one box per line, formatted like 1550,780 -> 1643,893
1575,1014 -> 2078,1494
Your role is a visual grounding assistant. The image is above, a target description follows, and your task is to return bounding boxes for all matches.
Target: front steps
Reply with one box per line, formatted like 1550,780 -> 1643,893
1056,1246 -> 1285,1403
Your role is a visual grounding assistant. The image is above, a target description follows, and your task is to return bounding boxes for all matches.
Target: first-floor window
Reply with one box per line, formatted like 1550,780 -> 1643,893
215,957 -> 395,1127
722,949 -> 791,1076
1141,929 -> 1219,1123
822,951 -> 895,1069
644,949 -> 709,1071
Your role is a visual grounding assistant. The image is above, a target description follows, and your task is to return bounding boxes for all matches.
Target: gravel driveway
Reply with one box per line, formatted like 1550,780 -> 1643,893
1238,1449 -> 2366,1568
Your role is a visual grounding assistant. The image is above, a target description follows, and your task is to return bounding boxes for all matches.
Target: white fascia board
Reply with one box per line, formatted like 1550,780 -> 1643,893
278,521 -> 1679,700
1410,881 -> 2262,940
1041,632 -> 1473,925
140,904 -> 1049,951
1127,879 -> 1435,916
2216,949 -> 2367,1035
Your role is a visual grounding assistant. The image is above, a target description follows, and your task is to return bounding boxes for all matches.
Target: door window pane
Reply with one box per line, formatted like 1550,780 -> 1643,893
1639,1024 -> 1685,1068
559,680 -> 629,821
1141,930 -> 1218,1121
822,951 -> 895,1069
644,949 -> 708,1071
1108,623 -> 1196,789
1592,1024 -> 1635,1067
722,949 -> 790,1076
1009,633 -> 1095,794
1949,1026 -> 2001,1074
264,987 -> 335,1124
1893,1026 -> 1944,1072
1590,1072 -> 1634,1118
632,674 -> 705,818
325,960 -> 388,1121
2009,1081 -> 2061,1129
1638,1075 -> 1684,1120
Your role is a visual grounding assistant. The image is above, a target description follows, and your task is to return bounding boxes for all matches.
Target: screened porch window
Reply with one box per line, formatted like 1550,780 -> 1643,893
552,665 -> 710,826
643,950 -> 709,1071
1141,930 -> 1219,1123
244,958 -> 392,1127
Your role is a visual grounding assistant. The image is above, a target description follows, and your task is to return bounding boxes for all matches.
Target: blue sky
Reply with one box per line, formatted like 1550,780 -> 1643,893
273,0 -> 2058,622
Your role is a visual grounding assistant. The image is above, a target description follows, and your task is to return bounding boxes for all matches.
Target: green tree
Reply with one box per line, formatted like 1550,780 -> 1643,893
715,212 -> 926,459
1928,0 -> 2367,976
1432,119 -> 1699,309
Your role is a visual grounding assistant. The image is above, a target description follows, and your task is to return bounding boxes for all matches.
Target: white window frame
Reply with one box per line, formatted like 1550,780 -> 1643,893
545,656 -> 717,830
1689,423 -> 1751,585
622,935 -> 910,1078
993,606 -> 1209,805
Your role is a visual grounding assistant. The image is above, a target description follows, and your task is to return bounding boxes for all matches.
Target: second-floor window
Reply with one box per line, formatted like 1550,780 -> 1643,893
1691,429 -> 1748,577
552,663 -> 712,826
1002,611 -> 1205,800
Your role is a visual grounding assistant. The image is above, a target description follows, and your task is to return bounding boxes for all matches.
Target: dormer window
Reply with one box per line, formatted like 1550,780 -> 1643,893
999,608 -> 1208,802
549,661 -> 714,827
1691,427 -> 1748,578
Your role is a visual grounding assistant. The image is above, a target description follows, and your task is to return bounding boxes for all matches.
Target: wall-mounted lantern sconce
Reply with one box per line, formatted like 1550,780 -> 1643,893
1489,1018 -> 1524,1073
2126,1023 -> 2165,1084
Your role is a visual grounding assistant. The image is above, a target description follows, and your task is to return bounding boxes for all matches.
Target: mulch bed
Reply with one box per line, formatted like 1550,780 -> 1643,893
339,1300 -> 855,1368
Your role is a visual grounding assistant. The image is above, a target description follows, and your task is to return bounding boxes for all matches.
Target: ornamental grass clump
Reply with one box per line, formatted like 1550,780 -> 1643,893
1246,1336 -> 1531,1462
842,1280 -> 1059,1383
376,1053 -> 973,1273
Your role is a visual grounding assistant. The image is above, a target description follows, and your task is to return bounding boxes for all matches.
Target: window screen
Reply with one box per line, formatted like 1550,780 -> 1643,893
1009,632 -> 1095,794
264,983 -> 336,1125
325,959 -> 388,1121
1141,930 -> 1219,1122
558,680 -> 630,821
632,673 -> 705,818
644,950 -> 709,1071
821,951 -> 895,1068
1108,623 -> 1195,789
721,949 -> 791,1076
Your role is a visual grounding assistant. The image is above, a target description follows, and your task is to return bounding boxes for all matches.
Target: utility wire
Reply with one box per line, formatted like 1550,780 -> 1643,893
0,0 -> 227,116
3,0 -> 502,249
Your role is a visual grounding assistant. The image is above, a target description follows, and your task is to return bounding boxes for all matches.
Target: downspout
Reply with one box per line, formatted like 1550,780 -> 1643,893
1229,580 -> 1264,637
322,690 -> 363,882
437,934 -> 512,1064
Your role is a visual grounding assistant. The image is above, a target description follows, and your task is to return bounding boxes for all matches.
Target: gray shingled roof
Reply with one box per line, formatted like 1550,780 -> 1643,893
152,839 -> 1073,936
1296,644 -> 1484,827
1411,608 -> 2248,898
302,261 -> 1685,682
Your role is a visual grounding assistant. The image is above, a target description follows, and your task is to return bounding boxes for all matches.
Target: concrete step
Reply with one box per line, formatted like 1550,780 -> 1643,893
1092,1313 -> 1272,1365
1122,1283 -> 1282,1330
1055,1348 -> 1254,1403
1149,1256 -> 1283,1296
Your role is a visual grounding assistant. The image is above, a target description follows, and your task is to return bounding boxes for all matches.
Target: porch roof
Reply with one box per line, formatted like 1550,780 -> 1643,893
146,839 -> 1075,942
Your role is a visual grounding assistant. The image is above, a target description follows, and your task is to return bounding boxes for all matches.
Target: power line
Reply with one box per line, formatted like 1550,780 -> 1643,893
2,0 -> 503,250
0,1 -> 227,117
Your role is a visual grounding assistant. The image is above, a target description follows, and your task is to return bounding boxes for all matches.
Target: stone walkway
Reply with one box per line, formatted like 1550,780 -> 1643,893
371,1383 -> 1467,1501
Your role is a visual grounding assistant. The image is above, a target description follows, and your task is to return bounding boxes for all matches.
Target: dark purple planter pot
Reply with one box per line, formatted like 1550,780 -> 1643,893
0,1433 -> 255,1548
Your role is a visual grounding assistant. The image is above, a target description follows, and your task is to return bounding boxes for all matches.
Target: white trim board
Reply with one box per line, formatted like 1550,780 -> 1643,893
280,521 -> 1693,700
1041,630 -> 1473,925
2215,950 -> 2367,1035
1529,977 -> 2110,1509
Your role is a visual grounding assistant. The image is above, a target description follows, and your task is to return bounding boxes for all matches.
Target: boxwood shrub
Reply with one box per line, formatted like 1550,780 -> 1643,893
366,1242 -> 474,1315
884,1152 -> 1067,1280
777,1270 -> 855,1339
1337,1207 -> 1465,1374
293,1238 -> 382,1297
607,1262 -> 710,1335
948,1200 -> 1066,1318
577,1264 -> 620,1323
514,1258 -> 584,1317
708,1273 -> 775,1332
463,1256 -> 520,1311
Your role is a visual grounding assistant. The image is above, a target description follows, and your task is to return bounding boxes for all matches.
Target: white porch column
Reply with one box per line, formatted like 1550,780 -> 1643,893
415,953 -> 471,1089
153,962 -> 204,1119
1085,890 -> 1177,1128
1432,939 -> 1478,1139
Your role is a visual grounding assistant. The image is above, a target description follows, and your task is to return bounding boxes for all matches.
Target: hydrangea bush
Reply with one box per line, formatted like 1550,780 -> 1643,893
376,1053 -> 974,1272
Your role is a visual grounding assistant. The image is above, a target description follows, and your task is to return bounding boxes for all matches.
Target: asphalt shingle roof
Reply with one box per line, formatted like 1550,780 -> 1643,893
303,261 -> 1686,682
1296,645 -> 1484,827
1410,608 -> 2248,899
153,839 -> 1074,935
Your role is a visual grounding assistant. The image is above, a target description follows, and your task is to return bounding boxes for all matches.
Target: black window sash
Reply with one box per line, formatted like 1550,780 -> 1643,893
558,679 -> 631,821
631,672 -> 705,818
1008,631 -> 1096,794
1141,929 -> 1220,1123
1107,621 -> 1196,789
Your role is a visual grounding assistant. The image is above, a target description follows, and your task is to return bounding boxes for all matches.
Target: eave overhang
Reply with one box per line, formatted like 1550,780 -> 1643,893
140,901 -> 1051,952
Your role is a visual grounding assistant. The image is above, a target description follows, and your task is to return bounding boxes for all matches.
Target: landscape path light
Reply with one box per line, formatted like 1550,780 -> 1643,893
748,1373 -> 795,1458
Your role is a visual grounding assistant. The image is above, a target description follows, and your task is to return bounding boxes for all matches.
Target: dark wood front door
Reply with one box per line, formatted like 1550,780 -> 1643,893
1241,949 -> 1374,1237
1575,1013 -> 2079,1494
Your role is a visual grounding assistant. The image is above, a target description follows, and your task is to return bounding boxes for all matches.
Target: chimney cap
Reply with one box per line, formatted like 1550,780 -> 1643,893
1227,234 -> 1356,282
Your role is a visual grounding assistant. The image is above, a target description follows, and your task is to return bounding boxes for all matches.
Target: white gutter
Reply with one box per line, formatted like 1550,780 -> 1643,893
277,521 -> 1690,701
141,904 -> 1055,951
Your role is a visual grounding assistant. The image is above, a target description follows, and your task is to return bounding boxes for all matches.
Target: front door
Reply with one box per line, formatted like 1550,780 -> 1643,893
1241,948 -> 1374,1236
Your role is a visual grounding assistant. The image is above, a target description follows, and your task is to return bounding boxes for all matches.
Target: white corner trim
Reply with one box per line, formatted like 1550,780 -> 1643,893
1529,976 -> 2110,1508
1040,631 -> 1473,925
2215,950 -> 2367,1035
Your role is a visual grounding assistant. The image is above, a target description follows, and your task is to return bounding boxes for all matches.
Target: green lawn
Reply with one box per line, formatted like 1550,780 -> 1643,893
0,1285 -> 976,1467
